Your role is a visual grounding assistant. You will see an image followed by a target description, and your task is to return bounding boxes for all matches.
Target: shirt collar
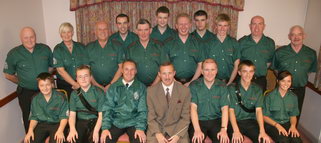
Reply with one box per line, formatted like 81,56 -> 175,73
122,79 -> 134,88
161,82 -> 174,96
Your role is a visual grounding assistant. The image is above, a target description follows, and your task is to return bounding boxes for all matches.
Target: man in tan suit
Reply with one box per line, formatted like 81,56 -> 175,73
147,62 -> 191,143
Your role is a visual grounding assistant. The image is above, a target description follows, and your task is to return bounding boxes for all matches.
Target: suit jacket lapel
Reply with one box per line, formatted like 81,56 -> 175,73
165,82 -> 180,124
156,82 -> 168,109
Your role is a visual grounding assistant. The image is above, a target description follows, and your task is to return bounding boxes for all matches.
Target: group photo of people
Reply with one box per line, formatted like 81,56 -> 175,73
3,3 -> 318,143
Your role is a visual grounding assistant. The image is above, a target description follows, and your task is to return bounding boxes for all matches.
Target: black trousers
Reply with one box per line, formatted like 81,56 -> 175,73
265,122 -> 302,143
188,119 -> 222,143
291,86 -> 306,121
105,125 -> 140,143
31,123 -> 66,143
76,119 -> 97,143
252,76 -> 267,92
227,119 -> 260,143
16,86 -> 39,133
56,78 -> 73,98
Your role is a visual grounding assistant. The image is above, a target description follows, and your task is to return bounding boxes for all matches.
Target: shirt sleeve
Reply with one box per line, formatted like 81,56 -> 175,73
263,95 -> 271,117
228,86 -> 237,109
69,91 -> 77,112
308,51 -> 317,73
232,41 -> 241,62
59,95 -> 69,120
29,96 -> 38,121
3,50 -> 16,74
135,85 -> 148,130
53,45 -> 64,68
220,86 -> 230,107
190,83 -> 199,105
289,96 -> 300,117
270,51 -> 278,70
267,39 -> 276,63
97,88 -> 105,112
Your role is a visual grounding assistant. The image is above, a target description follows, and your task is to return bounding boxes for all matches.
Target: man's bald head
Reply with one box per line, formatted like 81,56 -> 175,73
250,16 -> 265,25
20,27 -> 36,50
95,21 -> 108,42
288,25 -> 305,47
250,15 -> 265,38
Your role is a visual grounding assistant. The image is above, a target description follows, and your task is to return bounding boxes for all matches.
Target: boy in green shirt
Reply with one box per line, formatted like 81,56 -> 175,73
24,72 -> 68,143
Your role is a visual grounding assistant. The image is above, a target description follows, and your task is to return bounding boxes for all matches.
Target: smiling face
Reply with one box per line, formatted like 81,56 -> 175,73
60,28 -> 73,43
250,16 -> 265,37
38,79 -> 53,96
76,68 -> 91,89
202,62 -> 217,83
116,17 -> 130,35
278,75 -> 292,92
137,23 -> 151,42
216,21 -> 229,37
176,16 -> 191,37
20,27 -> 36,50
238,65 -> 255,83
288,26 -> 305,47
95,22 -> 108,42
157,12 -> 169,28
159,65 -> 176,86
122,61 -> 137,83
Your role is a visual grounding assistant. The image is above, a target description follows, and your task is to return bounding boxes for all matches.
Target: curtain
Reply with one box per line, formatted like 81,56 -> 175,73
72,1 -> 244,45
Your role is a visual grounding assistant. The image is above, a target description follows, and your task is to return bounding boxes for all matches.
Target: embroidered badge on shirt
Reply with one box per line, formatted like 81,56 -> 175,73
53,57 -> 57,65
133,92 -> 139,100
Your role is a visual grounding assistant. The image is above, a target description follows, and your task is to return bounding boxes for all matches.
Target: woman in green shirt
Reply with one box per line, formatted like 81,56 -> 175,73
263,71 -> 302,143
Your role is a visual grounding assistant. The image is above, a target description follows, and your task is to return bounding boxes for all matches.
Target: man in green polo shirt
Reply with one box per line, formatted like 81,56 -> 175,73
238,16 -> 275,91
150,6 -> 176,43
108,14 -> 138,50
3,27 -> 53,132
24,72 -> 68,143
228,60 -> 270,143
191,10 -> 215,48
271,25 -> 317,118
189,58 -> 229,143
164,13 -> 204,86
101,60 -> 147,143
126,19 -> 168,86
205,13 -> 240,85
87,21 -> 124,92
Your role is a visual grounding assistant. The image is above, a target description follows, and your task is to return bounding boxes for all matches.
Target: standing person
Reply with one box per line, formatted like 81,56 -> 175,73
228,60 -> 270,143
189,59 -> 230,143
263,71 -> 302,143
24,72 -> 68,143
191,10 -> 215,44
3,27 -> 53,132
150,6 -> 176,43
205,13 -> 240,85
271,25 -> 317,118
67,65 -> 105,143
53,22 -> 89,96
126,19 -> 168,86
165,13 -> 204,86
87,21 -> 124,92
147,62 -> 191,143
108,14 -> 139,50
100,60 -> 147,143
238,16 -> 275,91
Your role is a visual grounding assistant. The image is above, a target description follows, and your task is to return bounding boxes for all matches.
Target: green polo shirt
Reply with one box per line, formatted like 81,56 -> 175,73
53,41 -> 89,80
108,31 -> 138,50
190,78 -> 229,120
69,85 -> 105,120
87,40 -> 125,85
228,82 -> 264,121
164,34 -> 204,80
263,89 -> 300,124
126,39 -> 169,86
150,25 -> 176,43
102,78 -> 147,130
3,44 -> 53,90
271,44 -> 317,87
205,35 -> 240,80
238,34 -> 275,77
29,90 -> 68,123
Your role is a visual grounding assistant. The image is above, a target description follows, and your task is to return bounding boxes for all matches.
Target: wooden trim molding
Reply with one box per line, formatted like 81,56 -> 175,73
0,92 -> 18,108
306,82 -> 321,96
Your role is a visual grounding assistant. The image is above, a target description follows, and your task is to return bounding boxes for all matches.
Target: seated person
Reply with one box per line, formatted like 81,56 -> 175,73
100,60 -> 147,143
189,59 -> 229,143
67,65 -> 105,143
263,71 -> 302,143
228,60 -> 270,143
24,72 -> 68,143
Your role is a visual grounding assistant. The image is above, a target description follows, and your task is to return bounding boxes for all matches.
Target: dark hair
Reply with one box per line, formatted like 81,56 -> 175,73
215,13 -> 231,24
194,10 -> 207,19
159,61 -> 175,71
37,72 -> 54,84
122,59 -> 137,68
277,71 -> 292,81
156,6 -> 170,15
116,13 -> 129,23
136,19 -> 151,28
76,65 -> 92,76
238,60 -> 256,71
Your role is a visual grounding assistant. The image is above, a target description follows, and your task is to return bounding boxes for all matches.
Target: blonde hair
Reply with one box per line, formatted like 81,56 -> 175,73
215,13 -> 231,25
59,22 -> 74,34
176,13 -> 191,23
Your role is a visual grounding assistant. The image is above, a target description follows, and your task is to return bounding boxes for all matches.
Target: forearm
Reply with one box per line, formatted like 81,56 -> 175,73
110,64 -> 122,84
221,106 -> 229,129
151,76 -> 161,86
289,116 -> 298,127
91,77 -> 104,89
57,119 -> 68,133
229,108 -> 240,132
263,115 -> 278,127
27,120 -> 38,133
191,63 -> 202,81
228,59 -> 240,84
68,112 -> 77,131
57,68 -> 77,86
4,73 -> 18,84
94,112 -> 103,132
191,104 -> 201,131
256,108 -> 266,133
